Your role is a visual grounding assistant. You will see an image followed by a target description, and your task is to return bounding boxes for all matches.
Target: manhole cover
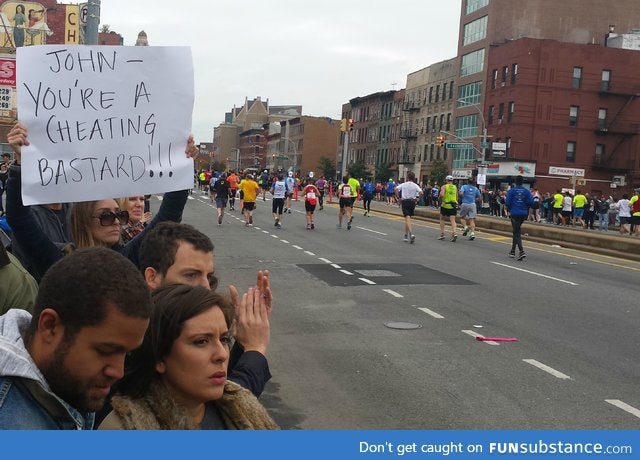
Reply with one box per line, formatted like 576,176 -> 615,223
384,322 -> 422,330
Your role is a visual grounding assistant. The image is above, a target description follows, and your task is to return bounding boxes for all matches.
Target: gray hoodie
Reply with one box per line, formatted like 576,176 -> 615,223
0,309 -> 94,429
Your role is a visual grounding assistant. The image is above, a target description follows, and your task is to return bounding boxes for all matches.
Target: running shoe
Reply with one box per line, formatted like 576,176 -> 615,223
508,250 -> 516,258
469,232 -> 475,241
403,234 -> 409,242
347,222 -> 351,230
249,216 -> 253,225
450,234 -> 458,242
218,215 -> 223,225
462,226 -> 469,236
311,223 -> 315,229
517,251 -> 527,261
438,234 -> 445,240
274,218 -> 279,227
410,234 -> 416,244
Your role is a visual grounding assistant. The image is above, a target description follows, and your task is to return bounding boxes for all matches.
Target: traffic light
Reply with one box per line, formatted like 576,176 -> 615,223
436,135 -> 445,147
340,119 -> 348,132
348,118 -> 354,131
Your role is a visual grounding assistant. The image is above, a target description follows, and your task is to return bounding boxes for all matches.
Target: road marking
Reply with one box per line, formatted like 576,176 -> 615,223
462,330 -> 499,346
382,289 -> 403,298
340,269 -> 354,275
359,278 -> 376,285
318,258 -> 333,264
280,240 -> 290,244
304,250 -> 316,256
491,262 -> 579,286
271,234 -> 279,238
292,245 -> 303,250
262,230 -> 269,234
418,307 -> 444,319
331,264 -> 342,269
605,400 -> 640,419
356,226 -> 388,236
522,359 -> 572,380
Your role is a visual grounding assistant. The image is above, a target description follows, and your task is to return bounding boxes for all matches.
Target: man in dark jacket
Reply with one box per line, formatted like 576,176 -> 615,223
505,175 -> 533,260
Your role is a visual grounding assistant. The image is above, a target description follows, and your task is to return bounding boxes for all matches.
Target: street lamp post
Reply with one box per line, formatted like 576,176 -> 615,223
455,99 -> 488,163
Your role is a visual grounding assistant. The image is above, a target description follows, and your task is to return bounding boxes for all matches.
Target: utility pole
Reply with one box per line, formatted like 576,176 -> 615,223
85,0 -> 100,45
340,131 -> 349,180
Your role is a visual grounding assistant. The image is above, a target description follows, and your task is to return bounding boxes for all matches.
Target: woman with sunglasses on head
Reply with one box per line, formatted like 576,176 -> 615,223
99,284 -> 278,430
118,196 -> 153,244
5,122 -> 198,277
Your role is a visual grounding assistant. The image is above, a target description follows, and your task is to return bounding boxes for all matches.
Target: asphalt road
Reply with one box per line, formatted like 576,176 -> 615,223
169,191 -> 640,429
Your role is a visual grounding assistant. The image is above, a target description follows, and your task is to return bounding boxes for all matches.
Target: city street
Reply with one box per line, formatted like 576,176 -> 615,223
170,192 -> 640,430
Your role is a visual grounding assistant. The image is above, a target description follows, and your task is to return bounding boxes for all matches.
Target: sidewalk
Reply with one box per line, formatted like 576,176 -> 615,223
328,196 -> 640,262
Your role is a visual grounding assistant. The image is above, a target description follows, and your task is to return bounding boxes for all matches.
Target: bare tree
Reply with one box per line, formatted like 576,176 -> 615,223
99,24 -> 111,33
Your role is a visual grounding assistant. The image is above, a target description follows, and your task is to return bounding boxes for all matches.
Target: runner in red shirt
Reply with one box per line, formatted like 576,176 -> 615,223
303,179 -> 320,230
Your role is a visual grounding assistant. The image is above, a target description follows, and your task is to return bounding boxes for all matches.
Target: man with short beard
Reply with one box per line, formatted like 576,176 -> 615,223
0,247 -> 151,429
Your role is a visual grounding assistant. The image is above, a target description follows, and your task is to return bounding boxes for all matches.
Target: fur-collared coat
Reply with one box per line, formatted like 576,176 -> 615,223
98,380 -> 279,430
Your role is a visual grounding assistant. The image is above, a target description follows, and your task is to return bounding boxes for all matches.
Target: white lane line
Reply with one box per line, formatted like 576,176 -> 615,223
271,234 -> 279,239
359,278 -> 376,285
292,245 -> 303,250
262,230 -> 269,234
462,330 -> 499,346
254,227 -> 262,230
318,258 -> 333,264
491,262 -> 579,286
304,251 -> 316,256
339,269 -> 354,275
280,240 -> 290,244
382,289 -> 403,298
418,307 -> 444,319
605,400 -> 640,419
522,359 -> 572,380
356,226 -> 388,236
331,263 -> 342,269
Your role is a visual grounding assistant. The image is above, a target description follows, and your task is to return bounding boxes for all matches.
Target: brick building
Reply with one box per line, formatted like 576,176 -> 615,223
452,0 -> 640,182
484,38 -> 640,195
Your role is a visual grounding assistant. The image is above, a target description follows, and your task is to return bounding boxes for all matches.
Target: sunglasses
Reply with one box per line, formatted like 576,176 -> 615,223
93,210 -> 129,226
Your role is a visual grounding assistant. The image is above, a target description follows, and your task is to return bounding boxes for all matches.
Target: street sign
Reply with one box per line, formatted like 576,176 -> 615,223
444,142 -> 472,149
480,141 -> 490,149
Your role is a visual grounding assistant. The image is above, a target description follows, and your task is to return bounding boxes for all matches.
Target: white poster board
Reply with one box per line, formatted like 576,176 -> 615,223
17,45 -> 194,205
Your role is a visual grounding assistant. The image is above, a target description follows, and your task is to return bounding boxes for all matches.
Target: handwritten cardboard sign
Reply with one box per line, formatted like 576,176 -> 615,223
17,45 -> 194,205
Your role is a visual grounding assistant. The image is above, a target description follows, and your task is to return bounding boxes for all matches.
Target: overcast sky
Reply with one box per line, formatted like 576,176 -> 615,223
100,1 -> 462,143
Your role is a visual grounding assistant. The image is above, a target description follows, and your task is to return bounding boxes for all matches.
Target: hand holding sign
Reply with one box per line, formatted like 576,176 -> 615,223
17,46 -> 195,205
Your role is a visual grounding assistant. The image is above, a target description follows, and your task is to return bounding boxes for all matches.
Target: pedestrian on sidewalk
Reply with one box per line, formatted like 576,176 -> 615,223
395,171 -> 423,243
572,189 -> 587,228
630,188 -> 640,237
597,195 -> 611,231
438,175 -> 458,241
505,175 -> 533,260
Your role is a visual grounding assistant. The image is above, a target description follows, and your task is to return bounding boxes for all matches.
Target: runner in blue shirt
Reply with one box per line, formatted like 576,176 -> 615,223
458,178 -> 482,240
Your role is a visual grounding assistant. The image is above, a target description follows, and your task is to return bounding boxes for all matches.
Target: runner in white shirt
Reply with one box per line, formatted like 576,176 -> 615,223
270,174 -> 288,228
395,171 -> 423,243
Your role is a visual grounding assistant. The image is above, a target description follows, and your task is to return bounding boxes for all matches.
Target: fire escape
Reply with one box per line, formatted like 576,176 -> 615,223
399,100 -> 419,164
593,84 -> 640,184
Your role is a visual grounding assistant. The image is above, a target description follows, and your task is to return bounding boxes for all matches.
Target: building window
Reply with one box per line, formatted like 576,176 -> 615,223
457,81 -> 482,106
601,70 -> 611,91
449,81 -> 454,99
566,141 -> 576,162
466,0 -> 489,15
598,108 -> 608,130
430,144 -> 435,161
508,101 -> 515,122
511,63 -> 518,84
460,49 -> 485,77
442,83 -> 447,100
501,66 -> 508,84
572,67 -> 582,89
498,103 -> 504,123
462,15 -> 488,46
491,69 -> 498,89
428,87 -> 433,103
488,105 -> 494,125
425,117 -> 431,133
435,84 -> 440,103
439,114 -> 444,130
432,117 -> 436,131
595,144 -> 605,163
455,114 -> 479,139
569,106 -> 579,127
446,113 -> 452,131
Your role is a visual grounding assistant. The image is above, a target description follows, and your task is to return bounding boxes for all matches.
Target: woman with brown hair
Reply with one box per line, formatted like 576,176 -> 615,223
99,284 -> 278,430
5,122 -> 197,276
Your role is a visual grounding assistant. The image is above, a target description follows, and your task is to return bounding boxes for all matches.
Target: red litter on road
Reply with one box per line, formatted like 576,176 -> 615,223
476,336 -> 519,342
